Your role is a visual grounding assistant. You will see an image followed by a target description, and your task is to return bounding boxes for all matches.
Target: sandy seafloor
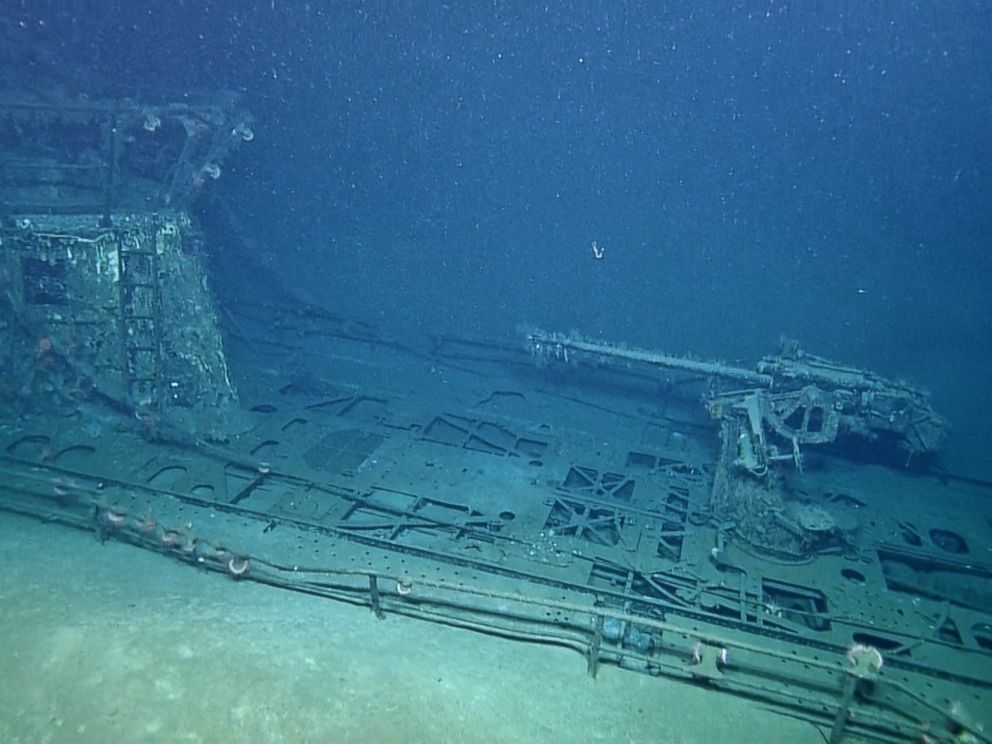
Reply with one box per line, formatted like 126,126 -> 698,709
0,511 -> 823,744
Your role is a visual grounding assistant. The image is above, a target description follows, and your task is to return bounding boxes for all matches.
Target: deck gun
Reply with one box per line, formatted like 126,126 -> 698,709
523,328 -> 947,476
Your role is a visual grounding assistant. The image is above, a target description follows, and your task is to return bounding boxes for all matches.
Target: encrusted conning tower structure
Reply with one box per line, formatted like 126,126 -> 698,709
0,92 -> 253,438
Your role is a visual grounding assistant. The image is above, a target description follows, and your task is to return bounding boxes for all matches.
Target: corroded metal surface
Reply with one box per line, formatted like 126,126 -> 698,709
1,212 -> 240,437
0,91 -> 251,215
1,321 -> 989,743
5,88 -> 984,744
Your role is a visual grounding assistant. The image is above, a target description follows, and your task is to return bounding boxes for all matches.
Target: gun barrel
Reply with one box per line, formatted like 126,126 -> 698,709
524,329 -> 773,387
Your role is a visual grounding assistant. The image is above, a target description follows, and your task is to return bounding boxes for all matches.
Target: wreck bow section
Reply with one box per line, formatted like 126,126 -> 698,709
0,92 -> 251,437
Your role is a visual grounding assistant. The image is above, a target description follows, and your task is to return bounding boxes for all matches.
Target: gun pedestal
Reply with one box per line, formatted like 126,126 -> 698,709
524,328 -> 948,558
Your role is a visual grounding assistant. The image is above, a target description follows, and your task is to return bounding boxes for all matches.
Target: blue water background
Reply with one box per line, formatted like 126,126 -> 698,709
8,1 -> 990,473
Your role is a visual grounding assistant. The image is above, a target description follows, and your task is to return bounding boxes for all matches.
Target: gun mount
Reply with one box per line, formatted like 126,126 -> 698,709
523,327 -> 946,472
523,327 -> 949,557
